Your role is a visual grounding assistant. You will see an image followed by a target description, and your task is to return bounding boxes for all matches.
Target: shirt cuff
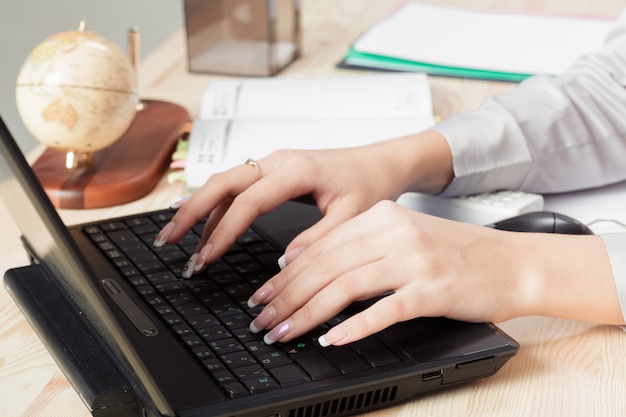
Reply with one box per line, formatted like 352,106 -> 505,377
432,101 -> 533,197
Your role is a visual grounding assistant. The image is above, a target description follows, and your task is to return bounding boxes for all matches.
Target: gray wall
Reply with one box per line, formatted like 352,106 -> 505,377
1,0 -> 184,153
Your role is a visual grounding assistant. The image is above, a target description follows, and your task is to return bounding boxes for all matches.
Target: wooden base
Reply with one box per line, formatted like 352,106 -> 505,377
32,99 -> 190,209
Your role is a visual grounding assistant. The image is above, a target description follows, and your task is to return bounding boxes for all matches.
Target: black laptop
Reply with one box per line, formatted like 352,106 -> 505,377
0,115 -> 518,417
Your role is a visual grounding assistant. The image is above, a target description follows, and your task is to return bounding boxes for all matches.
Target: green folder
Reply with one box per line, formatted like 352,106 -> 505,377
341,48 -> 533,83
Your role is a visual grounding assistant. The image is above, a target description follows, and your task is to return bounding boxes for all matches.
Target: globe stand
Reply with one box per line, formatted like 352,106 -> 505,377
32,99 -> 190,209
65,150 -> 95,170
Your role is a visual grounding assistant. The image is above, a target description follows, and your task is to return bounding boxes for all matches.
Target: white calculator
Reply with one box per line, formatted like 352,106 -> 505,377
397,190 -> 545,225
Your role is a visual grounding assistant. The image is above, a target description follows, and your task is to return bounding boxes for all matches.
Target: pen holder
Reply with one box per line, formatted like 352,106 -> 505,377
183,0 -> 300,76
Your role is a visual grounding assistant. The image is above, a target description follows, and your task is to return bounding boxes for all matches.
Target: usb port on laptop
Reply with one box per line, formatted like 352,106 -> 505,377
422,369 -> 443,382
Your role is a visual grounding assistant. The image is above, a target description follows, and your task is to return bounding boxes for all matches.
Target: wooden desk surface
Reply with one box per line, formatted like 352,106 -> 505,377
2,1 -> 626,416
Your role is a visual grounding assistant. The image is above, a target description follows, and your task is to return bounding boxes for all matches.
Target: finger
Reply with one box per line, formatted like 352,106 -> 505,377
181,198 -> 234,278
260,259 -> 396,345
154,162 -> 263,246
248,207 -> 387,308
249,214 -> 396,338
318,291 -> 423,347
200,164 -> 319,263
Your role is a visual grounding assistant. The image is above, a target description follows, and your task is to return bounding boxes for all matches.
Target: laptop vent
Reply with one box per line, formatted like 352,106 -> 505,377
287,385 -> 399,417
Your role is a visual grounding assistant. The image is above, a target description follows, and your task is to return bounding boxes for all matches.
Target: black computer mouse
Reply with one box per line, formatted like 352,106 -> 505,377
489,211 -> 594,235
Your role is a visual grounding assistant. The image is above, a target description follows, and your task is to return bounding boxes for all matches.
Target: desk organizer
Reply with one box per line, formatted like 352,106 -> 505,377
183,0 -> 300,76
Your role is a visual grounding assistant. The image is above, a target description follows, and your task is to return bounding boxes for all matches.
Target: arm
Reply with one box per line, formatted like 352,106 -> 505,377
248,202 -> 624,347
435,11 -> 626,196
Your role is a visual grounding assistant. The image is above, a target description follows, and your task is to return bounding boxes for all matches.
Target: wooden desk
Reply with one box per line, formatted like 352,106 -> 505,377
2,1 -> 626,416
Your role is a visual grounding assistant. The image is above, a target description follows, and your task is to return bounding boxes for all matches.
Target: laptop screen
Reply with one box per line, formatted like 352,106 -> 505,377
0,116 -> 125,341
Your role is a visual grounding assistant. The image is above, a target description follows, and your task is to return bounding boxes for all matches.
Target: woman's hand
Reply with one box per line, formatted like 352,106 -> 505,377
154,131 -> 453,276
247,201 -> 623,346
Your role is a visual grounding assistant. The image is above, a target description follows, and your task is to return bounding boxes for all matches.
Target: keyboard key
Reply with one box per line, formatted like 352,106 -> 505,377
297,356 -> 341,380
223,382 -> 249,398
222,313 -> 250,330
242,375 -> 280,393
283,340 -> 318,358
181,335 -> 205,348
224,252 -> 254,264
192,345 -> 215,360
220,351 -> 257,368
270,364 -> 311,387
145,271 -> 177,285
237,233 -> 263,245
213,369 -> 237,385
161,313 -> 184,326
100,221 -> 127,232
256,351 -> 292,368
209,338 -> 245,354
254,253 -> 282,275
243,241 -> 275,255
244,340 -> 274,357
175,303 -> 210,318
187,313 -> 219,329
165,291 -> 196,306
233,364 -> 268,380
325,346 -> 370,374
210,302 -> 244,318
202,358 -> 225,372
198,326 -> 233,342
351,338 -> 402,368
154,281 -> 186,294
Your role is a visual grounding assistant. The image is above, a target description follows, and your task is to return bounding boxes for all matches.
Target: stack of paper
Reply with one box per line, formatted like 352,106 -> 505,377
341,3 -> 614,82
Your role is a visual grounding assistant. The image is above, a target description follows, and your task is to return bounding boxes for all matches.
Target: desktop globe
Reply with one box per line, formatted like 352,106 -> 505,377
15,21 -> 139,169
13,21 -> 190,210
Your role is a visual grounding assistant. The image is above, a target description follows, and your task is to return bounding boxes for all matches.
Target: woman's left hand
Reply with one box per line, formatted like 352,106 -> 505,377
247,200 -> 529,346
247,199 -> 622,347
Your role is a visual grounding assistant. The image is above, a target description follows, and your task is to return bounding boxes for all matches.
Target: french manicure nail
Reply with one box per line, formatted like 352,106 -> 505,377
263,319 -> 293,345
318,326 -> 348,347
284,246 -> 306,266
194,243 -> 213,272
182,253 -> 198,279
277,254 -> 287,270
169,195 -> 190,209
153,221 -> 176,247
249,305 -> 276,333
247,282 -> 274,308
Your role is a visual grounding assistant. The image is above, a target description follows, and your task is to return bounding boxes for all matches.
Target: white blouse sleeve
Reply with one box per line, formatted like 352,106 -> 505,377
432,11 -> 626,323
435,11 -> 626,197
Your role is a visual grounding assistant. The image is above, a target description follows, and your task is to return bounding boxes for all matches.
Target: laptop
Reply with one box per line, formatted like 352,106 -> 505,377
0,115 -> 519,417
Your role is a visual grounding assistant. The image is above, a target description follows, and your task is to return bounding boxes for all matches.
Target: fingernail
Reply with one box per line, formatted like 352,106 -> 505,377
318,326 -> 348,347
263,319 -> 293,345
182,253 -> 198,279
277,254 -> 287,270
194,243 -> 213,272
249,305 -> 276,333
278,246 -> 306,269
247,282 -> 274,308
169,195 -> 190,209
153,221 -> 176,247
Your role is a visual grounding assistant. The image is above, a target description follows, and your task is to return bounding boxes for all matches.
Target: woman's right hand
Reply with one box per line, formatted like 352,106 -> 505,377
154,130 -> 453,274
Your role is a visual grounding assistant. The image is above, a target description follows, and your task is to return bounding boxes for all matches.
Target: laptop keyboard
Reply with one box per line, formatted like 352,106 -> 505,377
82,210 -> 403,398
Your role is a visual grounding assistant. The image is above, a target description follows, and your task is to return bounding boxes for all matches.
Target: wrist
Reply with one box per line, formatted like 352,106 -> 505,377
514,233 -> 623,324
383,130 -> 454,194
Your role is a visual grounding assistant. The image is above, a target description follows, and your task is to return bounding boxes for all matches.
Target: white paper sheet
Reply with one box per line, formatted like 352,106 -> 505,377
353,4 -> 614,75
